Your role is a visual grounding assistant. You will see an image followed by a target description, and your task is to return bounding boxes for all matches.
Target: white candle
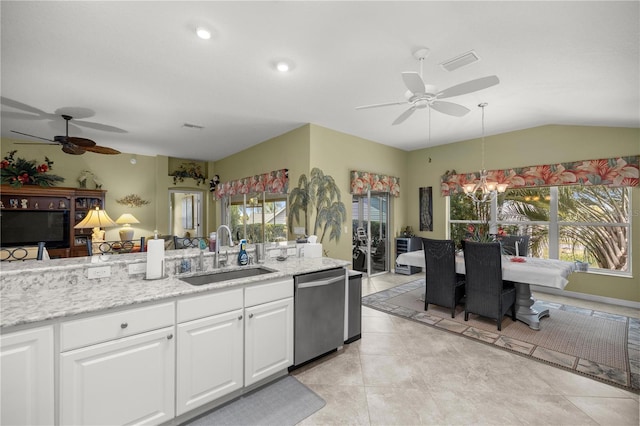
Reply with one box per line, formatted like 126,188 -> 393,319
515,241 -> 520,257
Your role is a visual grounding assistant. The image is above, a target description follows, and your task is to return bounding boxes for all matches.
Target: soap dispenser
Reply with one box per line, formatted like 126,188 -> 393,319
237,239 -> 248,266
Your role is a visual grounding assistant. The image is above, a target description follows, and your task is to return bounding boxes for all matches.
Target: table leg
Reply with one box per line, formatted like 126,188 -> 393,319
514,282 -> 549,330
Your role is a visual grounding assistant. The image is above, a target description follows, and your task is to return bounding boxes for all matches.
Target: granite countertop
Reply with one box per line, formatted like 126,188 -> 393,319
0,253 -> 349,329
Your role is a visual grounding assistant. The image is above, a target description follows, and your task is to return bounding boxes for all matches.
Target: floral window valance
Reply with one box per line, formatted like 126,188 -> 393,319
440,156 -> 639,197
215,169 -> 288,199
350,170 -> 400,197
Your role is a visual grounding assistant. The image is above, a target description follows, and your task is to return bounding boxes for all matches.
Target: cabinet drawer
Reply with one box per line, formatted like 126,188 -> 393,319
60,302 -> 175,352
245,279 -> 293,307
177,288 -> 243,323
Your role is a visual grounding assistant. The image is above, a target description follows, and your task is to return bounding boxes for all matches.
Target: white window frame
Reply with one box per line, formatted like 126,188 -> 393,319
447,186 -> 632,277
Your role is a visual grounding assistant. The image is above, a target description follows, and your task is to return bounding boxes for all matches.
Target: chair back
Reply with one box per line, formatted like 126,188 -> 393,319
500,235 -> 530,256
0,242 -> 46,261
422,238 -> 457,286
87,238 -> 144,255
463,241 -> 504,296
174,236 -> 208,250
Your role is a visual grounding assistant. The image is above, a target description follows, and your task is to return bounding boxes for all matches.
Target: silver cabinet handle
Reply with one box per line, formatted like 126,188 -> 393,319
120,322 -> 128,329
238,315 -> 243,320
167,334 -> 173,340
249,313 -> 254,318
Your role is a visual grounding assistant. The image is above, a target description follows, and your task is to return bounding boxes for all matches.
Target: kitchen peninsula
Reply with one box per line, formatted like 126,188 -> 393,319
0,248 -> 349,425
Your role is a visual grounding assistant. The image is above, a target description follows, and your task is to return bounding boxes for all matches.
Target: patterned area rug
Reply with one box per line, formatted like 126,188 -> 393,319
362,279 -> 639,394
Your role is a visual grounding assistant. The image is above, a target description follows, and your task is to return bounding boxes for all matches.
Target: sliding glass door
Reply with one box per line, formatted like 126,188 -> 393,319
352,191 -> 389,276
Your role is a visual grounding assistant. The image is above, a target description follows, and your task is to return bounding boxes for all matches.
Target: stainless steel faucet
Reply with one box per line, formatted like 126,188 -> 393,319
215,225 -> 234,268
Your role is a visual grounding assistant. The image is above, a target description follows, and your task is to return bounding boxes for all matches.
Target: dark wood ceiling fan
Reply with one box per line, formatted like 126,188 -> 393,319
11,115 -> 121,155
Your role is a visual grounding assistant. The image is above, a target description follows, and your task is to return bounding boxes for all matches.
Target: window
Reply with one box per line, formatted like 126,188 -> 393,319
449,185 -> 631,274
223,193 -> 287,244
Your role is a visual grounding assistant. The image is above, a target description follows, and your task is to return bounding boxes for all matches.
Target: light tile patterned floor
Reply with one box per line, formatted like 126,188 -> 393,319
292,271 -> 639,425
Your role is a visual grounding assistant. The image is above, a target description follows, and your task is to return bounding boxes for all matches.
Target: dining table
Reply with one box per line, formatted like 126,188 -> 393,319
395,250 -> 578,330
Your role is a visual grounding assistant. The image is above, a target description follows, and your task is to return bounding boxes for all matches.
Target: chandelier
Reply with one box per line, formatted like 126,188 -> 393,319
463,103 -> 508,203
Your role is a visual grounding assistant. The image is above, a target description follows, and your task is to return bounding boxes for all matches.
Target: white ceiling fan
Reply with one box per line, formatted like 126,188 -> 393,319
356,48 -> 500,125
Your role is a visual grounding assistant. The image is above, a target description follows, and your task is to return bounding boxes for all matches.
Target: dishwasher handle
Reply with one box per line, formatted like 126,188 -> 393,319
296,276 -> 343,289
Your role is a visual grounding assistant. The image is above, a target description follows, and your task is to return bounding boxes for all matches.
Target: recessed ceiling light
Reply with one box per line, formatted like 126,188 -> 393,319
196,27 -> 211,40
276,61 -> 290,72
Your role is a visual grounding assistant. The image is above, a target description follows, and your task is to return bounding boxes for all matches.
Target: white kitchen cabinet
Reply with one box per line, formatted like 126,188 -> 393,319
176,308 -> 244,416
60,326 -> 175,425
59,302 -> 175,426
244,296 -> 294,386
0,326 -> 54,426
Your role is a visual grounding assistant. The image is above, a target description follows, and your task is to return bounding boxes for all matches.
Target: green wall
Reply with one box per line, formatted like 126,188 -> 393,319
308,124 -> 408,261
406,125 -> 640,302
3,124 -> 639,303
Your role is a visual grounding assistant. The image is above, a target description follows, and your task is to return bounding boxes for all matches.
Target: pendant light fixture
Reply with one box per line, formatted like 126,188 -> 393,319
463,103 -> 508,203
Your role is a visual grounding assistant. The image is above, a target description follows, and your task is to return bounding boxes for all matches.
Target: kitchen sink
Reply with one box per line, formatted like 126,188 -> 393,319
179,267 -> 278,286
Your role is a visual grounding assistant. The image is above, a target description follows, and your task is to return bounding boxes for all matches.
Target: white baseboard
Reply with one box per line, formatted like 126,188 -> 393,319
531,285 -> 640,310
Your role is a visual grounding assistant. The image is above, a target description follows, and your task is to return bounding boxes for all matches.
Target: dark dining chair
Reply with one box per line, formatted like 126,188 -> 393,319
87,238 -> 145,255
0,242 -> 46,261
500,235 -> 530,256
421,238 -> 465,318
463,241 -> 516,331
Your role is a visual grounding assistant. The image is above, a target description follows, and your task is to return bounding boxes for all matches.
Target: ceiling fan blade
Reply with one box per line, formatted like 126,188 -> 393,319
0,97 -> 49,117
437,75 -> 500,99
431,101 -> 471,117
10,130 -> 55,143
61,136 -> 97,147
355,101 -> 408,110
62,145 -> 86,155
71,120 -> 128,134
401,72 -> 426,95
392,107 -> 416,125
84,145 -> 121,155
2,111 -> 46,120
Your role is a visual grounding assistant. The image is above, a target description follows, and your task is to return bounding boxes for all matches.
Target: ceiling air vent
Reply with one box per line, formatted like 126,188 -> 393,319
182,123 -> 204,129
440,50 -> 480,72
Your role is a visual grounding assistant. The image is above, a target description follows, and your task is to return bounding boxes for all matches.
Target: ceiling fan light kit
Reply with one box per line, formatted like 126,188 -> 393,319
355,46 -> 500,125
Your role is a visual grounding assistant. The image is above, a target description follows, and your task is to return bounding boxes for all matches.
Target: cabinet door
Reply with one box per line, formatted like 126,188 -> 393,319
60,326 -> 175,426
176,309 -> 244,416
244,297 -> 293,386
0,326 -> 54,426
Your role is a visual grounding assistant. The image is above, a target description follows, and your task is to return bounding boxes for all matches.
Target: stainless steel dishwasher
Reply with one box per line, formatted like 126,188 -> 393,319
292,267 -> 346,367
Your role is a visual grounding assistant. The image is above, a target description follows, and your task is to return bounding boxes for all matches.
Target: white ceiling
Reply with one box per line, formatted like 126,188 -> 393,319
1,1 -> 638,162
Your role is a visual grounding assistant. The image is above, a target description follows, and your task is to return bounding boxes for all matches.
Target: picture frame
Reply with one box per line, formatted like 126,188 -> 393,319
419,186 -> 433,232
75,236 -> 88,246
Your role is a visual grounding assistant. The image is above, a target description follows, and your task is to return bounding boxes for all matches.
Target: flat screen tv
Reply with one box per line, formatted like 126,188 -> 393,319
1,210 -> 70,248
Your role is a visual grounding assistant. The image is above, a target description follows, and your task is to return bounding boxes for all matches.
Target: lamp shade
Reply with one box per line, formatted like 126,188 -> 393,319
115,213 -> 140,226
74,207 -> 117,241
74,207 -> 117,229
115,213 -> 140,241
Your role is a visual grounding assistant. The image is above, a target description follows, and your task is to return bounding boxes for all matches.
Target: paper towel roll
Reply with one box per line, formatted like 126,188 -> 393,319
146,239 -> 165,279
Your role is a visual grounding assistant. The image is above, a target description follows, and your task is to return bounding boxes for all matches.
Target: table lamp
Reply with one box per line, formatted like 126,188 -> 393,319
74,207 -> 117,241
115,213 -> 140,241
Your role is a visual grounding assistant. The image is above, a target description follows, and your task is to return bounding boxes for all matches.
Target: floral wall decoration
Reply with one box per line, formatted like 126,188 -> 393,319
116,194 -> 151,208
440,155 -> 639,197
215,169 -> 288,199
1,150 -> 64,187
350,170 -> 400,197
170,162 -> 207,186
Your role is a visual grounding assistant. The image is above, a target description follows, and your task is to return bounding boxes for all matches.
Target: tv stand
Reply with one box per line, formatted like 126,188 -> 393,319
1,185 -> 106,258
